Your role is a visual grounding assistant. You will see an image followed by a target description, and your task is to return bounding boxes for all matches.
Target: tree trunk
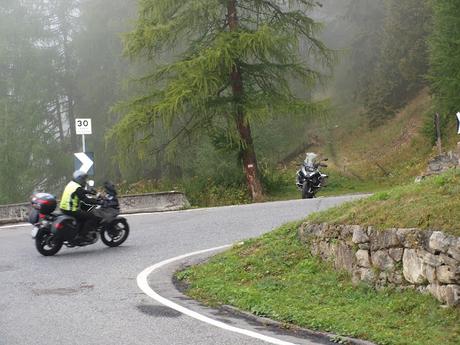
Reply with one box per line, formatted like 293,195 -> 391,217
55,98 -> 65,143
227,0 -> 264,201
235,112 -> 264,201
56,4 -> 78,153
67,94 -> 77,152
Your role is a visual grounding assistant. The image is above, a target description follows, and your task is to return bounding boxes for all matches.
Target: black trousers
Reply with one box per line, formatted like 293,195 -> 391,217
62,210 -> 98,235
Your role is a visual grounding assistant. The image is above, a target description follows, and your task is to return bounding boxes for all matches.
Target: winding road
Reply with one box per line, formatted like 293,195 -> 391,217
0,196 -> 363,345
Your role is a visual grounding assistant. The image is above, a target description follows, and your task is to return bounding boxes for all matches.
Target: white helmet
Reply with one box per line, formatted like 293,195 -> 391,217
72,170 -> 88,186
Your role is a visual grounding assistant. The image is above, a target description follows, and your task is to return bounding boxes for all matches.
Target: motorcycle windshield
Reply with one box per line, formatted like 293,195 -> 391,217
304,153 -> 318,168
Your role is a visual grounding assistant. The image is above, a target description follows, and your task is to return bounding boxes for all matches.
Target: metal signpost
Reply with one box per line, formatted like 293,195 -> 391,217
75,118 -> 94,176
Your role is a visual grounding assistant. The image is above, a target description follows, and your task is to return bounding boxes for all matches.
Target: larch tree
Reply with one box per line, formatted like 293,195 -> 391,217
113,0 -> 333,201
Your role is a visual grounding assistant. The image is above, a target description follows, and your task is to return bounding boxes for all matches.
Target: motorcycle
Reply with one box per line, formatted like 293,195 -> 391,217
296,153 -> 329,199
28,182 -> 129,256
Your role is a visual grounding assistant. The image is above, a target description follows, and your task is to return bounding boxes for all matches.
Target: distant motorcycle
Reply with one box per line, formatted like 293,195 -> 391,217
296,153 -> 329,199
28,183 -> 129,256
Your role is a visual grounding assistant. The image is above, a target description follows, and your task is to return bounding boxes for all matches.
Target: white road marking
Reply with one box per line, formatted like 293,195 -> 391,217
0,223 -> 30,230
137,246 -> 303,345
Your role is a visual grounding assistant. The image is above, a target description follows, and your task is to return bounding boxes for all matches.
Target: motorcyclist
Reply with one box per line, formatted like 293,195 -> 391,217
59,170 -> 100,240
102,181 -> 119,210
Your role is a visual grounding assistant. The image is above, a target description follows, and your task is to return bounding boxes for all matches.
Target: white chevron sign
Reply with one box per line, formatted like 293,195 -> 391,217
457,112 -> 460,134
74,152 -> 94,174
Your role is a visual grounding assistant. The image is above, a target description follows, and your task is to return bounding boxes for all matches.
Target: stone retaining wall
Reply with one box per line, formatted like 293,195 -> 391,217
299,223 -> 460,306
0,192 -> 190,225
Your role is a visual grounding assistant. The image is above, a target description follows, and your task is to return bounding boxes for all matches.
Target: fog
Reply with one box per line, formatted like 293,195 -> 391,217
0,0 -> 429,203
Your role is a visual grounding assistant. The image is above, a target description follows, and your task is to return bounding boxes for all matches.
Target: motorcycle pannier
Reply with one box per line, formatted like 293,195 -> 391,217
28,208 -> 40,224
31,193 -> 57,215
52,216 -> 78,241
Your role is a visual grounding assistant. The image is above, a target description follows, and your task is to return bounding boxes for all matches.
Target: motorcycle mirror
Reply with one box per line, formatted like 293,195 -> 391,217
87,180 -> 95,187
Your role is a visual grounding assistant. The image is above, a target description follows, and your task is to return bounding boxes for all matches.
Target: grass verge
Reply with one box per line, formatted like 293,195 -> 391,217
176,222 -> 460,345
308,169 -> 460,237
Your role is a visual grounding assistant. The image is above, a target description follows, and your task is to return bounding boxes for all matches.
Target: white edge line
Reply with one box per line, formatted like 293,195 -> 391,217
0,223 -> 30,230
137,245 -> 301,345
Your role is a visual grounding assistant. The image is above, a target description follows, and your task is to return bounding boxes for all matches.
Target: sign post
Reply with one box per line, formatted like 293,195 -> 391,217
75,118 -> 94,176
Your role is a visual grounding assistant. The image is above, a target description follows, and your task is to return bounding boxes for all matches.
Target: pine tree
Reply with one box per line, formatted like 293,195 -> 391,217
0,0 -> 63,202
42,0 -> 82,152
344,0 -> 385,102
429,0 -> 460,117
365,0 -> 432,126
112,0 -> 333,201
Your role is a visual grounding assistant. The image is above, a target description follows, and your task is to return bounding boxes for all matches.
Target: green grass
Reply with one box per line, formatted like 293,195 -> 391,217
177,223 -> 460,345
308,169 -> 460,237
321,89 -> 433,184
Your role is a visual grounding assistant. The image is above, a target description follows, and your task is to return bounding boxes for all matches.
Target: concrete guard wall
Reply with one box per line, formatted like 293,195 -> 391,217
0,192 -> 190,225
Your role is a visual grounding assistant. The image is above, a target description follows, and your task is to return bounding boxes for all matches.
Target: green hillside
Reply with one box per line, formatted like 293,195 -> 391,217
308,169 -> 460,237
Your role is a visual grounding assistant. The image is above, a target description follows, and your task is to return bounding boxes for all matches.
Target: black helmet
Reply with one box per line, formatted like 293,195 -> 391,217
73,170 -> 88,186
103,181 -> 117,195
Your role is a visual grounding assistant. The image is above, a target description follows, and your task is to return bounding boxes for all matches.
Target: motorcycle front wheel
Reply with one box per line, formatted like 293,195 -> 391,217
35,230 -> 63,256
101,218 -> 129,247
301,182 -> 315,199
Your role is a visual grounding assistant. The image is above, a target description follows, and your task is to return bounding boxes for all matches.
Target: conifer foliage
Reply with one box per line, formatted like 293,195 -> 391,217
365,0 -> 431,126
113,0 -> 332,201
429,0 -> 460,117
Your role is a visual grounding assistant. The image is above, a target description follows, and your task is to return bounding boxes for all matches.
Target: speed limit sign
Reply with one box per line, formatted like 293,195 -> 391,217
75,118 -> 92,135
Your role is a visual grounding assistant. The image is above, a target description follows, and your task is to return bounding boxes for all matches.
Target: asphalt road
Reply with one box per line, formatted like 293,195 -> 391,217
0,196 -> 364,345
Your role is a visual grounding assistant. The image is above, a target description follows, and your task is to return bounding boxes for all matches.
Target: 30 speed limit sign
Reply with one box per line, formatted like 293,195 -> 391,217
75,118 -> 92,135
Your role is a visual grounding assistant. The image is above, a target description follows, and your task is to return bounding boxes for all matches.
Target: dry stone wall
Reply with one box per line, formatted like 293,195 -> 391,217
299,223 -> 460,306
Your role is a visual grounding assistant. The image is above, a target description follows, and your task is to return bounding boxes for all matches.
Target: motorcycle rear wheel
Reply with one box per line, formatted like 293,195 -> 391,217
101,218 -> 129,247
35,231 -> 63,256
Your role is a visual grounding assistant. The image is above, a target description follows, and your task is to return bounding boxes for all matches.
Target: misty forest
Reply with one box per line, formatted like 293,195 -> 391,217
1,0 -> 459,205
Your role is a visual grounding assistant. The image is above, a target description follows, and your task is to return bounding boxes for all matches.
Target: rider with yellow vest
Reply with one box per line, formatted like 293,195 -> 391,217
60,171 -> 100,239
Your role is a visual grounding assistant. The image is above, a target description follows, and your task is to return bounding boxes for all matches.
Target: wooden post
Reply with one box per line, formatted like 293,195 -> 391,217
435,113 -> 442,155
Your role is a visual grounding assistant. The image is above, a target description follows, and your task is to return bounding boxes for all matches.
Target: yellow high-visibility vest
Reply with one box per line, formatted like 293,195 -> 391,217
59,181 -> 81,211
